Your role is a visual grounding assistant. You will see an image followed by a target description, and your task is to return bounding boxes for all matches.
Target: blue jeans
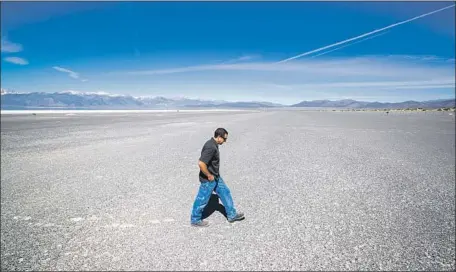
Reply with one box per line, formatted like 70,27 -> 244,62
191,176 -> 237,223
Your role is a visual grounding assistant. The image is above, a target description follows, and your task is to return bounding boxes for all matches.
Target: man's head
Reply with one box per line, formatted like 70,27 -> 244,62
214,128 -> 228,145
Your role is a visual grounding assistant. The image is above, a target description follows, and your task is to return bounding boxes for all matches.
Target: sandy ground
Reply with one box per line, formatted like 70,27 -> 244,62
1,110 -> 455,271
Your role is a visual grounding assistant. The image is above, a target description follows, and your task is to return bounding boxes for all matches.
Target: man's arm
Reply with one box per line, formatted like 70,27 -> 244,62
199,145 -> 215,181
198,160 -> 214,181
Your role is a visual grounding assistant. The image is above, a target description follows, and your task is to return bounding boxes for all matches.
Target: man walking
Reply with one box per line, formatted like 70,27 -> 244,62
190,128 -> 245,227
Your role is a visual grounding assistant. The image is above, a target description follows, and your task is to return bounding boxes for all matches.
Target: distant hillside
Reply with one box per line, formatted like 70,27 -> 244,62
291,99 -> 456,109
186,101 -> 280,108
0,90 -> 282,109
1,89 -> 454,110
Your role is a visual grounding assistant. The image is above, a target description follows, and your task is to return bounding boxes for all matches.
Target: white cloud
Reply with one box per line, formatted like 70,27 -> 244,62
122,55 -> 454,80
282,79 -> 455,90
229,55 -> 260,62
379,54 -> 454,63
214,55 -> 261,65
53,66 -> 80,79
237,56 -> 255,61
105,54 -> 453,104
1,37 -> 23,53
3,57 -> 29,65
52,66 -> 88,82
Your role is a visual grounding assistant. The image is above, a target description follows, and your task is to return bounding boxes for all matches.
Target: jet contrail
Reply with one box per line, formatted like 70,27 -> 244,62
277,4 -> 455,63
309,31 -> 390,59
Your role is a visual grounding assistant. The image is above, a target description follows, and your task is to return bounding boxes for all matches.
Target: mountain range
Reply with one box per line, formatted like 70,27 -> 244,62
290,99 -> 456,109
1,89 -> 455,109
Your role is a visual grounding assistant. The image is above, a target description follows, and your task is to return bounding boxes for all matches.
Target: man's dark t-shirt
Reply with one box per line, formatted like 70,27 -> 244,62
199,138 -> 220,181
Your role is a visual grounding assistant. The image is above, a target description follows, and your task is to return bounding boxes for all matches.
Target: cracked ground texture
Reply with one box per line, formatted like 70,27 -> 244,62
1,110 -> 455,271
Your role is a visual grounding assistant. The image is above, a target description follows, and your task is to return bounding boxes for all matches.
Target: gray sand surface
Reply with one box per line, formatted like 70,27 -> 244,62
1,110 -> 455,271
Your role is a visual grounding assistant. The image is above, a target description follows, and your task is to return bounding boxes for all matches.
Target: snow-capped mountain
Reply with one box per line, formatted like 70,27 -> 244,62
0,90 -> 280,109
1,88 -> 26,95
291,99 -> 456,109
2,90 -> 453,109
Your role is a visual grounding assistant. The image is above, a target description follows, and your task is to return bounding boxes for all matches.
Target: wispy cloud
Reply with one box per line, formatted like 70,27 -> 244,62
385,55 -> 454,62
122,56 -> 453,79
219,55 -> 261,64
277,4 -> 455,63
52,66 -> 88,82
237,56 -> 256,62
3,57 -> 29,65
108,54 -> 454,104
1,37 -> 23,53
53,66 -> 80,79
143,79 -> 454,93
273,79 -> 454,90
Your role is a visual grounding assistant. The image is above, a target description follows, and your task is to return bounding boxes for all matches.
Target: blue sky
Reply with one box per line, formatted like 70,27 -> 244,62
1,1 -> 454,105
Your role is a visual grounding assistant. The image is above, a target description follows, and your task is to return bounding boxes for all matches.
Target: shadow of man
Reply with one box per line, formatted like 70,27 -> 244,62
201,193 -> 228,220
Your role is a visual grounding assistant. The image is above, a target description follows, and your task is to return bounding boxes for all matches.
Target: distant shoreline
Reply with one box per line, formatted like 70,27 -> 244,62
0,109 -> 254,115
1,107 -> 454,115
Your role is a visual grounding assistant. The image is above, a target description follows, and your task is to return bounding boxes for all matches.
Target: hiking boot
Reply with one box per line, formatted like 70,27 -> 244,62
191,220 -> 210,227
228,212 -> 245,223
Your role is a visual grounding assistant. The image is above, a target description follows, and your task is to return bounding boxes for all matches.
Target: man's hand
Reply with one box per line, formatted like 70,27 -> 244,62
207,174 -> 215,181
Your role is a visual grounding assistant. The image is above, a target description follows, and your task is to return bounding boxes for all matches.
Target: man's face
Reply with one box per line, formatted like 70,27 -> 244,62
216,134 -> 228,145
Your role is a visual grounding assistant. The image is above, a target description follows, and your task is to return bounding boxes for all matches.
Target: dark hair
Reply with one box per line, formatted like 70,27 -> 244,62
214,128 -> 228,138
